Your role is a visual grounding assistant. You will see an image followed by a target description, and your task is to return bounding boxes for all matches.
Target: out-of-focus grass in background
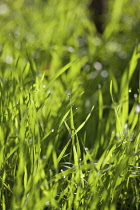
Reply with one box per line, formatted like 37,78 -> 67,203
0,0 -> 140,209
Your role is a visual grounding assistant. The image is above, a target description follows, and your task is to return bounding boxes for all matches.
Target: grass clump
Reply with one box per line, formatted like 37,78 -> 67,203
0,0 -> 140,209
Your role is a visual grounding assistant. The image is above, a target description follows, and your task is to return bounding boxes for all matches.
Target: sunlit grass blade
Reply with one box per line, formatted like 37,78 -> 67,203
74,105 -> 94,135
57,139 -> 71,164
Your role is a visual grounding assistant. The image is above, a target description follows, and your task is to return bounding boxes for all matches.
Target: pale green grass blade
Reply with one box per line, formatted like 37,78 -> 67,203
99,88 -> 103,120
129,46 -> 140,80
104,0 -> 128,39
74,105 -> 94,135
110,80 -> 116,105
57,140 -> 71,164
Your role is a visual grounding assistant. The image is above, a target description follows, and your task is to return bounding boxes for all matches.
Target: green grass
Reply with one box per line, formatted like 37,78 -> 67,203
0,0 -> 140,209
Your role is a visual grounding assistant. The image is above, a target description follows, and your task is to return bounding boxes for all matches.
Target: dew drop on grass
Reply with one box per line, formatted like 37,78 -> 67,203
42,156 -> 46,159
118,51 -> 127,59
135,105 -> 140,113
51,129 -> 54,132
82,63 -> 90,71
5,55 -> 13,64
47,90 -> 51,95
85,99 -> 90,108
43,85 -> 46,88
67,94 -> 71,99
101,70 -> 108,78
45,201 -> 50,206
0,4 -> 9,15
124,123 -> 128,129
67,46 -> 74,53
93,61 -> 102,70
129,89 -> 132,93
90,71 -> 98,79
134,94 -> 137,98
98,84 -> 101,89
66,89 -> 71,97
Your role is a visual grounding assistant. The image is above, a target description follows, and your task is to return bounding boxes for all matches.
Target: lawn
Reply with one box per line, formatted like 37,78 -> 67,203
0,0 -> 140,209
